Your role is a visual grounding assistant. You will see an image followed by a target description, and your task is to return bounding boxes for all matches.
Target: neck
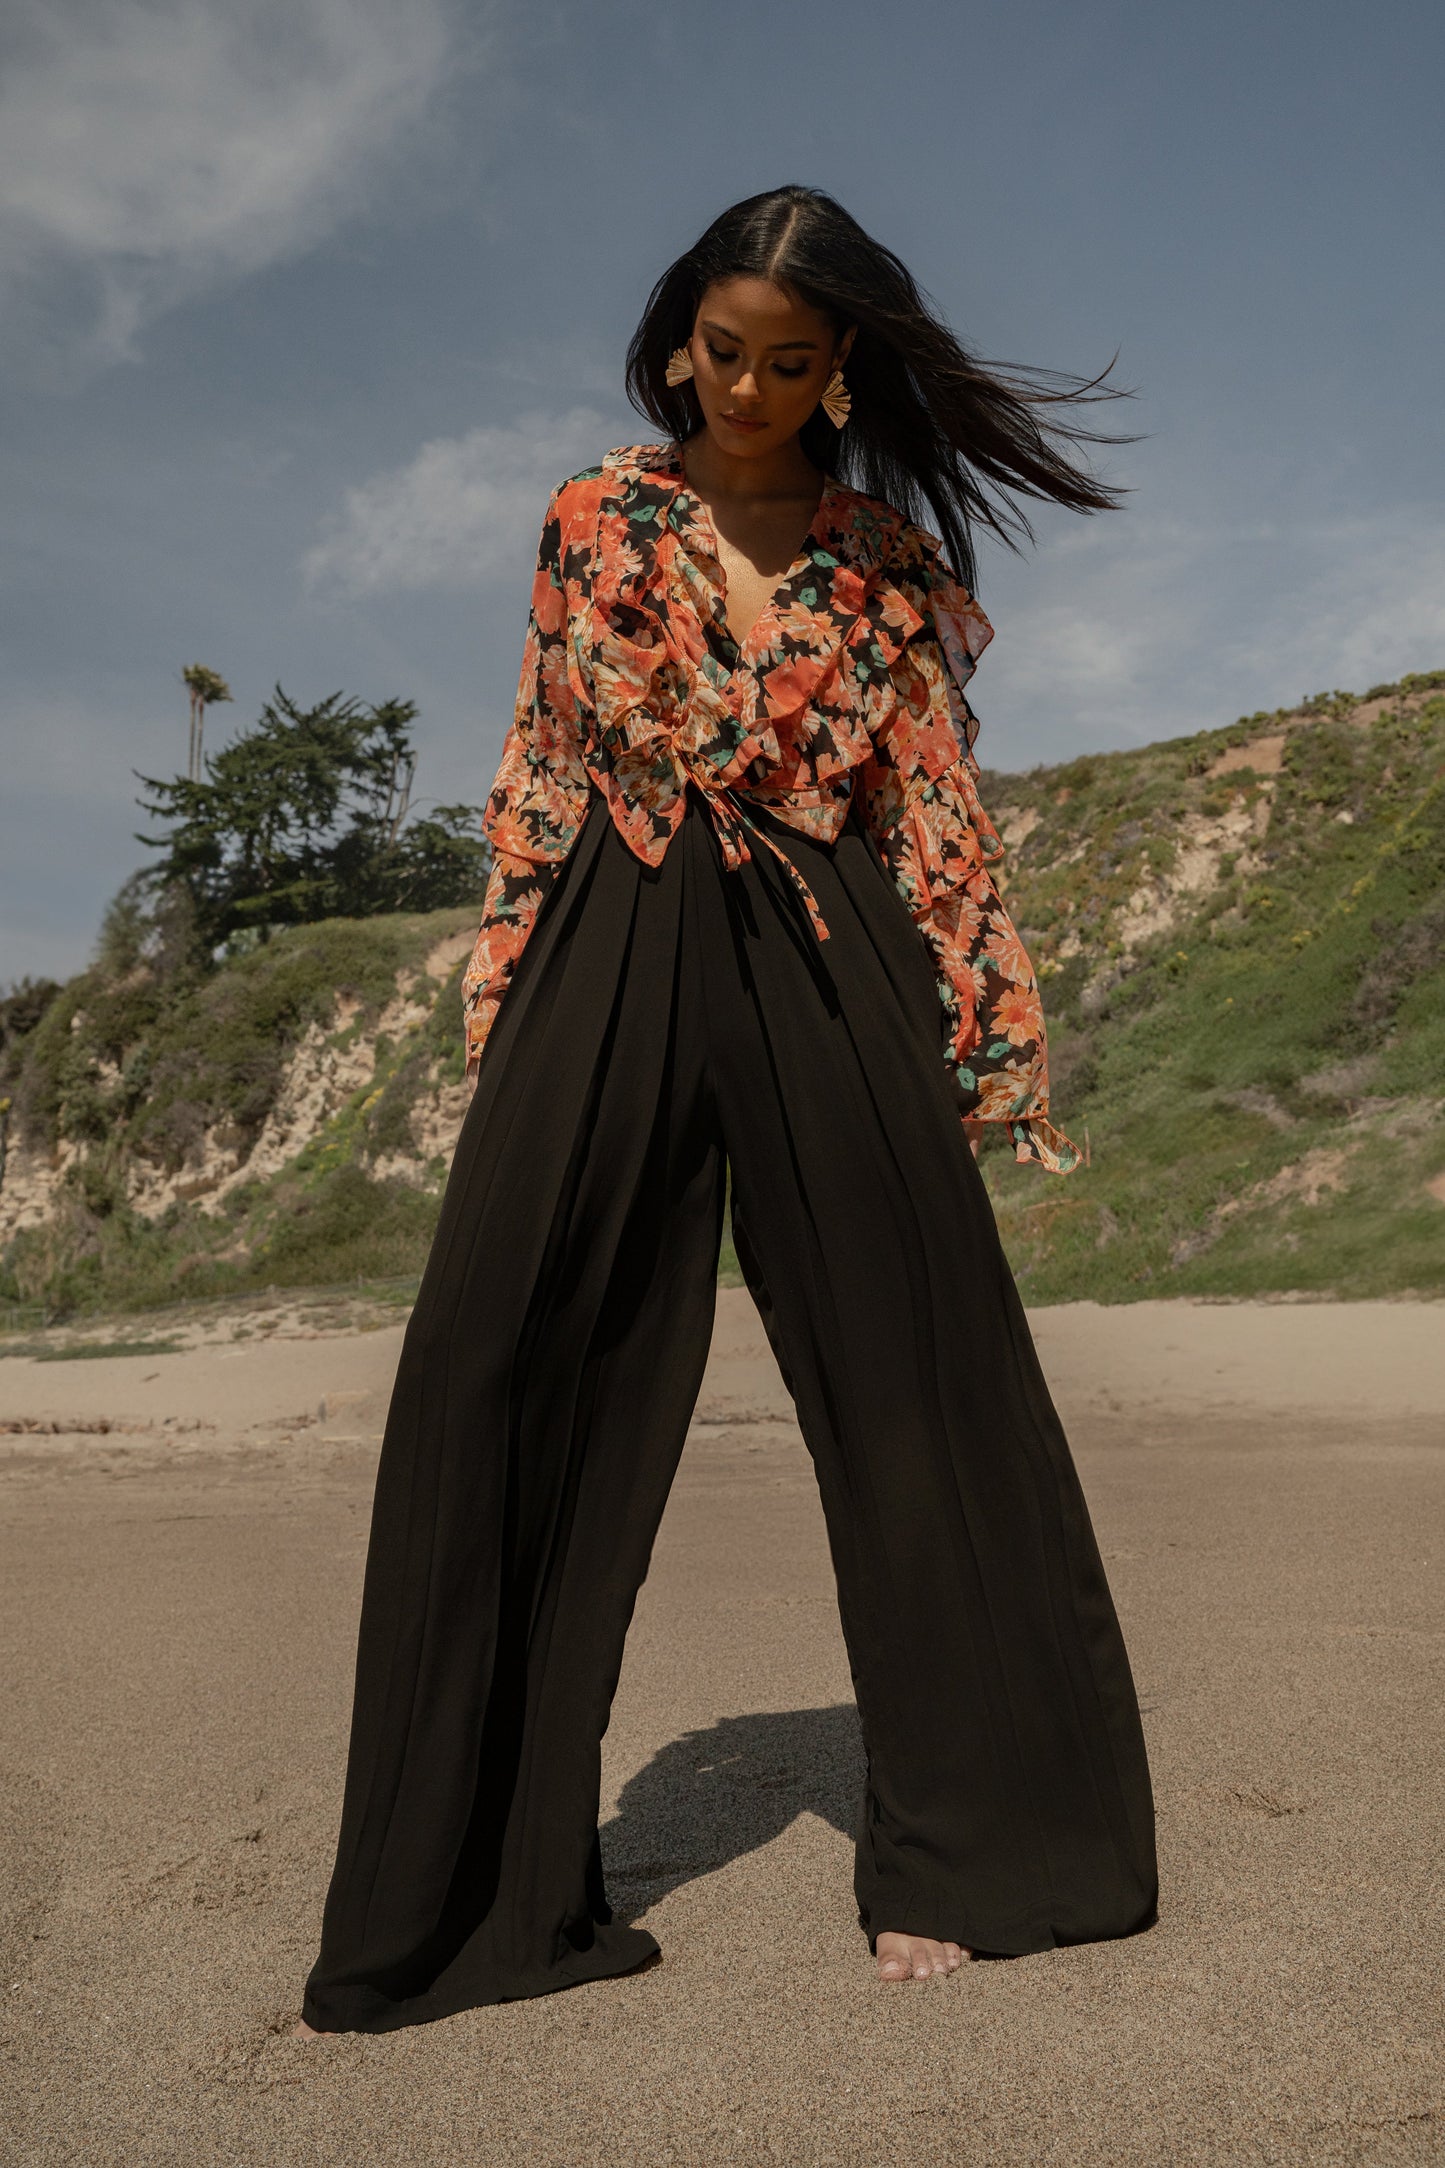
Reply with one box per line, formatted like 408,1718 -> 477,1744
680,429 -> 823,504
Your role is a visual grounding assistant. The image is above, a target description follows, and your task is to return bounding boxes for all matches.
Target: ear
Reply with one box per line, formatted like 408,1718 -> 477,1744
836,325 -> 857,368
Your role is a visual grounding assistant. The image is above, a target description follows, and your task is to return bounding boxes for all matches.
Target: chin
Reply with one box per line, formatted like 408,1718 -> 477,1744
705,417 -> 775,452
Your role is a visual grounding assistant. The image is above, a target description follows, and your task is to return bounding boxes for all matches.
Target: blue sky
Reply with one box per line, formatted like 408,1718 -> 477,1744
3,0 -> 1442,985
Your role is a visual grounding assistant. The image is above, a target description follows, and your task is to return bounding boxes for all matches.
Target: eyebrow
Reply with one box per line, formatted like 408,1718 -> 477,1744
699,318 -> 820,351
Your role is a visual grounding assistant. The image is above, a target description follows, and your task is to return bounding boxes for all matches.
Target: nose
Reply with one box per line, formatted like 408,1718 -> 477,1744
731,368 -> 762,403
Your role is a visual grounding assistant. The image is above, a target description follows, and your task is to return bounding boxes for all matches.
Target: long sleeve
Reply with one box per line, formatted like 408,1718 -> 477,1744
859,541 -> 1082,1175
461,485 -> 594,1074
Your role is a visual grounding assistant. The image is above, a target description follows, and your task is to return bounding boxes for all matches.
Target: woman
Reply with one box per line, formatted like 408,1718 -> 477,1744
297,185 -> 1157,2036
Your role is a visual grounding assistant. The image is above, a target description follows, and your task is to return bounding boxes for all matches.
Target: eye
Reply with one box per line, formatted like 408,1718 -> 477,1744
704,342 -> 738,365
774,363 -> 808,380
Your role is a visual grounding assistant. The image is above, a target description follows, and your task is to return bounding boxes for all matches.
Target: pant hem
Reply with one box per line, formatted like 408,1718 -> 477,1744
302,1926 -> 663,2036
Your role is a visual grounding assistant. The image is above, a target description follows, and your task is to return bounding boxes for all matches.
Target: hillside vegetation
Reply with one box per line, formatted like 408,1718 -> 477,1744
0,910 -> 480,1321
977,671 -> 1445,1300
2,672 -> 1442,1324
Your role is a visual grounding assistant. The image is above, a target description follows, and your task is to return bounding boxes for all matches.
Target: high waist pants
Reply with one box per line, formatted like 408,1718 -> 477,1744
302,785 -> 1158,2034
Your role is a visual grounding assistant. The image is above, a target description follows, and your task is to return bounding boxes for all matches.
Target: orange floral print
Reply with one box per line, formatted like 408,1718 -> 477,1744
460,441 -> 1081,1174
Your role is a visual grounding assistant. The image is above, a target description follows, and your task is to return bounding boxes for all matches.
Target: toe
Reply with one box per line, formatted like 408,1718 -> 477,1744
875,1933 -> 909,1985
879,1931 -> 967,1983
876,1932 -> 915,1982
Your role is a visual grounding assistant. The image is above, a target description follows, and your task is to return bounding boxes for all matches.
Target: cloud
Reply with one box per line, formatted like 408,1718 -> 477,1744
302,408 -> 617,597
0,0 -> 459,362
978,504 -> 1445,761
305,428 -> 1445,735
1234,510 -> 1445,698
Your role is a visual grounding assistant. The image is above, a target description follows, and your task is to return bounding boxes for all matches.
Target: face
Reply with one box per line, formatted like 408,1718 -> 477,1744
683,276 -> 855,458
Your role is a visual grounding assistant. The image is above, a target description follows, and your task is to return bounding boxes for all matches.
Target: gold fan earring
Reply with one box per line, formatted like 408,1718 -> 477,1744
665,344 -> 695,386
820,364 -> 851,428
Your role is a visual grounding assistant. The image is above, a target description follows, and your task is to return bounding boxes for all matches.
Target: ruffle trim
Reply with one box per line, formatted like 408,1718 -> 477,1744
581,446 -> 934,802
1000,1111 -> 1084,1176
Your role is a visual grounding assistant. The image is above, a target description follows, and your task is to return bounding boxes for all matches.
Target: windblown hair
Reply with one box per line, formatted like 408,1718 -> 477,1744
626,184 -> 1134,592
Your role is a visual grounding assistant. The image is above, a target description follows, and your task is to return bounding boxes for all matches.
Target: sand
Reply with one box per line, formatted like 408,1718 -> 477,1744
1,1290 -> 1441,2166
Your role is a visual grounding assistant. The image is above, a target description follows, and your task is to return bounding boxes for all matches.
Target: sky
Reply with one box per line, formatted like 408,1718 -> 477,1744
3,0 -> 1443,986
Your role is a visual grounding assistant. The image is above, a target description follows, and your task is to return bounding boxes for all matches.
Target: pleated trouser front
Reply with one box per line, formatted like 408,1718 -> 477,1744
301,783 -> 1158,2034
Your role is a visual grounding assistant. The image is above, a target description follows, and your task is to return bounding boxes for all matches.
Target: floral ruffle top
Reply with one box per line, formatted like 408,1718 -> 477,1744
461,441 -> 1080,1174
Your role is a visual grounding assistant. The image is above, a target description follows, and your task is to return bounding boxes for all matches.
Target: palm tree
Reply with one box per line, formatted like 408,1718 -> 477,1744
383,747 -> 417,846
182,665 -> 233,780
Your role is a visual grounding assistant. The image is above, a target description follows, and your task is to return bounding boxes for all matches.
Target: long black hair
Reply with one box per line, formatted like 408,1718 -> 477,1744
625,184 -> 1133,593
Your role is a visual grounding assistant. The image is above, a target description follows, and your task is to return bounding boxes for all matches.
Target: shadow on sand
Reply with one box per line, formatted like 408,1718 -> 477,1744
599,1704 -> 864,1923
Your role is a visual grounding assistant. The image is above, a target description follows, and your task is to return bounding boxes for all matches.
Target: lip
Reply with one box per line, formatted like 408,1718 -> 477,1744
720,413 -> 767,432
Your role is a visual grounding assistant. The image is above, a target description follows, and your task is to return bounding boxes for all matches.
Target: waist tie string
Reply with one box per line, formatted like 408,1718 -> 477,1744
686,772 -> 831,944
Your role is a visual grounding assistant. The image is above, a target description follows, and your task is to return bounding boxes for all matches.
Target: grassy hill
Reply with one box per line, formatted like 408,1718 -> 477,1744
976,671 -> 1445,1300
2,670 -> 1442,1326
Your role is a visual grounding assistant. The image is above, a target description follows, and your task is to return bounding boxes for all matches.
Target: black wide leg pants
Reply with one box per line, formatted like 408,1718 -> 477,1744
302,785 -> 1157,2034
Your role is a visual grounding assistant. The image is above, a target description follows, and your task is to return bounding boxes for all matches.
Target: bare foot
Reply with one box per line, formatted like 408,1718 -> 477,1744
875,1931 -> 969,1982
292,2017 -> 328,2041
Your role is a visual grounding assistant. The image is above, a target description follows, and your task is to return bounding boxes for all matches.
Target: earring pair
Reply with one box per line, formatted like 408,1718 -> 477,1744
665,343 -> 852,427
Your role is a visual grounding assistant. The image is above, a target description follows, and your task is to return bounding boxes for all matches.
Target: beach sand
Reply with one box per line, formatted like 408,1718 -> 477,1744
1,1291 -> 1441,2166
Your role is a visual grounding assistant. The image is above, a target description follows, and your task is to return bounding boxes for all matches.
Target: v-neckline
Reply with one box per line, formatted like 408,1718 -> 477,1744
673,449 -> 834,661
